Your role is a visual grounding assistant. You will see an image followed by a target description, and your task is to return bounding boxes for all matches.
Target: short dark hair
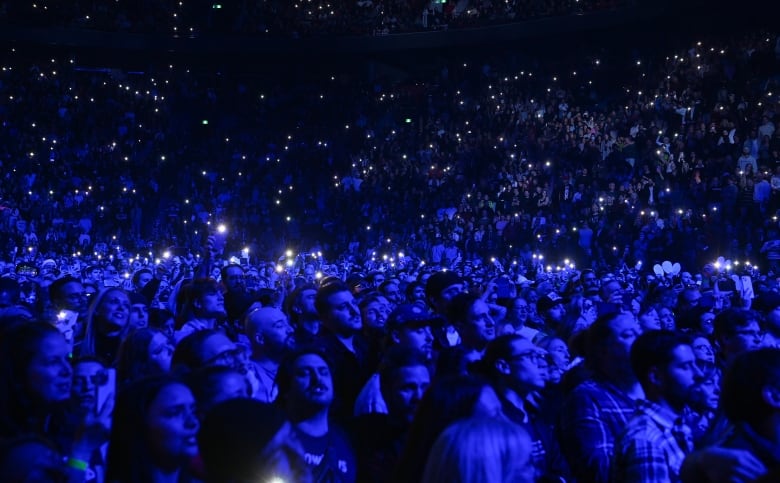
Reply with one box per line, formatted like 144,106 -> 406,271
630,330 -> 691,388
48,276 -> 81,304
584,311 -> 625,371
378,346 -> 429,402
713,308 -> 762,339
722,348 -> 780,428
314,282 -> 350,319
274,346 -> 334,404
446,292 -> 481,327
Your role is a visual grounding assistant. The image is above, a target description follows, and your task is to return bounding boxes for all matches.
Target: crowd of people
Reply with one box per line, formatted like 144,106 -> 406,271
0,9 -> 780,483
0,0 -> 628,37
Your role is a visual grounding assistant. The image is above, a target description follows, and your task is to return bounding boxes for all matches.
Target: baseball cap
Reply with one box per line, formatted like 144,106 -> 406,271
425,271 -> 463,300
387,303 -> 441,330
537,291 -> 565,313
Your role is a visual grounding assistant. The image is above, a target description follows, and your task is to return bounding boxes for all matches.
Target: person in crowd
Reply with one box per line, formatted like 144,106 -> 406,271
379,279 -> 405,307
48,275 -> 89,326
174,278 -> 227,343
127,292 -> 150,331
116,328 -> 173,386
0,323 -> 110,480
148,308 -> 176,343
385,303 -> 438,363
446,292 -> 497,360
476,334 -> 571,481
80,288 -> 132,363
536,291 -> 568,337
421,417 -> 534,483
220,263 -> 248,323
275,348 -> 357,482
713,308 -> 765,366
613,330 -> 698,481
244,306 -> 295,402
106,376 -> 199,483
351,347 -> 431,483
70,356 -> 109,418
558,312 -> 644,483
286,283 -> 322,345
313,281 -> 372,424
679,349 -> 780,483
171,329 -> 245,374
187,365 -> 250,419
394,374 -> 505,482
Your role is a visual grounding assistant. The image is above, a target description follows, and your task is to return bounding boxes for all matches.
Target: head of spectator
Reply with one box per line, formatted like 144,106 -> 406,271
148,308 -> 176,342
84,265 -> 103,287
131,269 -> 154,292
285,283 -> 320,339
657,305 -> 677,332
691,333 -> 716,369
187,365 -> 250,419
448,292 -> 496,356
714,308 -> 765,364
581,269 -> 600,296
631,330 -> 697,414
678,286 -> 703,313
48,276 -> 88,318
585,312 -> 642,382
116,328 -> 173,386
315,282 -> 361,340
69,355 -> 108,416
276,347 -> 334,423
81,287 -> 131,362
179,278 -> 226,325
395,374 -> 504,482
689,364 -> 721,416
721,348 -> 780,451
477,334 -> 546,410
536,335 -> 572,372
405,281 -> 426,304
367,271 -> 386,289
378,346 -> 431,425
127,292 -> 150,331
380,279 -> 404,306
536,291 -> 567,329
244,306 -> 295,362
0,323 -> 72,438
359,292 -> 389,333
220,264 -> 246,295
386,303 -> 437,361
637,302 -> 662,332
106,376 -> 199,483
172,329 -> 244,373
425,271 -> 464,315
421,417 -> 534,483
502,296 -> 531,328
198,398 -> 307,483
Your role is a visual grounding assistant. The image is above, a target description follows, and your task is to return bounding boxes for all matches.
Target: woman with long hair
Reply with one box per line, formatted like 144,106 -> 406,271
80,288 -> 132,364
106,376 -> 199,483
116,328 -> 174,387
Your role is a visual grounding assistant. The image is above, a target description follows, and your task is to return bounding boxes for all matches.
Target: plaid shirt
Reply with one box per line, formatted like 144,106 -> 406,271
558,377 -> 639,483
613,400 -> 693,483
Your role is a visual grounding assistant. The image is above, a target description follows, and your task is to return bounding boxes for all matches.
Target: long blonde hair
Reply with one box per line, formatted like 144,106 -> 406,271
81,287 -> 130,358
422,417 -> 534,483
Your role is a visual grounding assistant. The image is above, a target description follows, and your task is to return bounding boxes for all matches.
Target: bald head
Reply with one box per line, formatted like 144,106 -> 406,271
245,307 -> 294,356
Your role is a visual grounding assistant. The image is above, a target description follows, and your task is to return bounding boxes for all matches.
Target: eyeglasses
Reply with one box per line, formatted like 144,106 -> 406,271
506,350 -> 545,364
693,344 -> 713,353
